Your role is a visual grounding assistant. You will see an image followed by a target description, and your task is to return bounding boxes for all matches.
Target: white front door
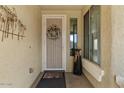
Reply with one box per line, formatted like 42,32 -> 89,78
42,15 -> 66,71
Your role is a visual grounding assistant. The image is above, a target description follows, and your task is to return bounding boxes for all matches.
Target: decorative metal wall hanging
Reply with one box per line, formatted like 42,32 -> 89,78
0,5 -> 26,42
47,24 -> 61,40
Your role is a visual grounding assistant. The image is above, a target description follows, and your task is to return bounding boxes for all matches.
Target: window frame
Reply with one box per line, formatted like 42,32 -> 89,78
83,5 -> 101,65
70,18 -> 78,56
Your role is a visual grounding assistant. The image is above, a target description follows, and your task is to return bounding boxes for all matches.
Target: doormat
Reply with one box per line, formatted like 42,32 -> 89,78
36,70 -> 66,88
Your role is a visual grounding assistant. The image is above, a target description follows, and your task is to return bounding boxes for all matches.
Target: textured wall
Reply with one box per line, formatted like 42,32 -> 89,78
0,5 -> 42,87
111,6 -> 124,87
111,6 -> 124,77
82,6 -> 112,87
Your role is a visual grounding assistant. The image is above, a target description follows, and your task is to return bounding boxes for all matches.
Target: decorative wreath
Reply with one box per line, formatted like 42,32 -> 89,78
47,24 -> 61,40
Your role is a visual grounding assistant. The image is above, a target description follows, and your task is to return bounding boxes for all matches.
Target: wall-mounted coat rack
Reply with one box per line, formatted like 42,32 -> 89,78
0,5 -> 26,42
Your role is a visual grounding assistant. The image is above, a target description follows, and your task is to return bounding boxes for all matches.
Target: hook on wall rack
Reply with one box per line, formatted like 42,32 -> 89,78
0,5 -> 26,42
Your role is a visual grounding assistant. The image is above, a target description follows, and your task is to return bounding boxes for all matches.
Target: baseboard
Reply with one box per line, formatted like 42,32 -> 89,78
30,72 -> 43,88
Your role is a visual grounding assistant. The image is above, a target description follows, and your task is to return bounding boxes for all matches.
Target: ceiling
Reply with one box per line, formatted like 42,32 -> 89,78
40,5 -> 84,10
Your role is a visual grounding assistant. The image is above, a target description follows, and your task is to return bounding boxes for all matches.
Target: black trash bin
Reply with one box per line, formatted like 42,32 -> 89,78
73,49 -> 82,75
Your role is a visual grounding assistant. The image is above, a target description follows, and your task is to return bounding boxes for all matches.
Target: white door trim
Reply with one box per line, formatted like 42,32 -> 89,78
42,15 -> 66,71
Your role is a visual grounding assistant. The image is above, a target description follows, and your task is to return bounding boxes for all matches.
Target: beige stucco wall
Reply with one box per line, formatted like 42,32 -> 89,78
1,5 -> 123,88
41,10 -> 82,72
82,6 -> 112,87
111,6 -> 124,87
0,5 -> 42,87
82,5 -> 124,88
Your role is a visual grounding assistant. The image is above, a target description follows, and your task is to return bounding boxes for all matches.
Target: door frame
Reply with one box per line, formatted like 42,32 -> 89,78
42,15 -> 66,71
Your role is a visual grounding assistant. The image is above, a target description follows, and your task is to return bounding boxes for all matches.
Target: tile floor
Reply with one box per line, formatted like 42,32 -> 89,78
65,73 -> 93,88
